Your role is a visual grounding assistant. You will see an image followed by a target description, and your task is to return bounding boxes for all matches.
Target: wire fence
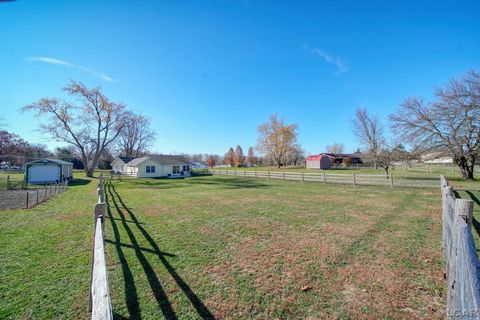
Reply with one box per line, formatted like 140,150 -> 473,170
0,181 -> 68,210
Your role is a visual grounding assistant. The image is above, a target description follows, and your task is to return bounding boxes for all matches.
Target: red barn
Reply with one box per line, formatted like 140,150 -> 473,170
306,154 -> 333,169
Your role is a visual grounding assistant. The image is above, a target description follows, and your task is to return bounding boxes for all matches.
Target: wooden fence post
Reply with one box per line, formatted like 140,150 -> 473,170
427,164 -> 430,173
44,185 -> 47,201
26,191 -> 29,209
390,174 -> 394,188
353,173 -> 356,187
6,175 -> 9,190
323,172 -> 326,184
36,189 -> 39,205
254,170 -> 257,178
268,170 -> 270,180
283,172 -> 286,181
301,172 -> 304,183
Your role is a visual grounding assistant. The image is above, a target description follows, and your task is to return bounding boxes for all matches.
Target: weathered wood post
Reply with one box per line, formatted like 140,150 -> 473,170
283,171 -> 286,181
234,169 -> 237,176
404,165 -> 407,173
50,183 -> 52,196
427,164 -> 430,173
389,174 -> 394,188
301,172 -> 304,183
323,172 -> 326,184
254,170 -> 257,178
353,173 -> 356,187
36,189 -> 39,205
267,170 -> 270,180
26,191 -> 29,209
244,170 -> 246,178
44,184 -> 47,201
6,175 -> 9,190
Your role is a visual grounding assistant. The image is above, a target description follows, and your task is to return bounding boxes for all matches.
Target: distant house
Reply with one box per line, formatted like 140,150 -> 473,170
421,153 -> 453,164
192,162 -> 208,169
306,153 -> 363,169
25,158 -> 73,184
113,155 -> 192,178
111,156 -> 138,173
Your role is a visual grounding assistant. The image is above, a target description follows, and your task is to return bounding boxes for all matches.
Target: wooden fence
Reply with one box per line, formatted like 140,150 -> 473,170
208,169 -> 440,188
89,174 -> 113,320
441,175 -> 480,319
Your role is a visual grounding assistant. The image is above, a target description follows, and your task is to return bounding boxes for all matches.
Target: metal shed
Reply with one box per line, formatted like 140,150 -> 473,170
25,158 -> 73,184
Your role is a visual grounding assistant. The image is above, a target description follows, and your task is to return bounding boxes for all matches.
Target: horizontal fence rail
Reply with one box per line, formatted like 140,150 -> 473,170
90,174 -> 113,320
441,175 -> 480,319
208,169 -> 440,188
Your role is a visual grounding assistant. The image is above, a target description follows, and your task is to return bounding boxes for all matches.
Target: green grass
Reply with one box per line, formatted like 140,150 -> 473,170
1,173 -> 448,319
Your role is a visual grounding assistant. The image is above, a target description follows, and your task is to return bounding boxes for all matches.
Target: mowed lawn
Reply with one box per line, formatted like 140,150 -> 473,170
1,173 -> 447,319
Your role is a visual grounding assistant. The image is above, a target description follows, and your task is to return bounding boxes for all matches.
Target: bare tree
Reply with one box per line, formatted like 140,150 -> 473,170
224,147 -> 235,167
352,108 -> 384,169
257,114 -> 298,168
207,155 -> 217,168
246,146 -> 257,166
390,70 -> 480,180
115,113 -> 156,157
22,80 -> 128,177
326,142 -> 345,154
234,145 -> 244,167
285,143 -> 305,166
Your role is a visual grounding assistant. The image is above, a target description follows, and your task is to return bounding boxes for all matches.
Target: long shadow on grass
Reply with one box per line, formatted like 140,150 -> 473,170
465,191 -> 480,240
106,182 -> 178,320
107,181 -> 215,319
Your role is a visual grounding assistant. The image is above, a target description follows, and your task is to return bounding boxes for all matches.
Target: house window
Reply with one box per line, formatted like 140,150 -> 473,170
173,165 -> 180,174
183,165 -> 190,172
146,165 -> 156,173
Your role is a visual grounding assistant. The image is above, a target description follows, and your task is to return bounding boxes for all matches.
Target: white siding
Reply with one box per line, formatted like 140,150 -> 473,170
112,159 -> 126,172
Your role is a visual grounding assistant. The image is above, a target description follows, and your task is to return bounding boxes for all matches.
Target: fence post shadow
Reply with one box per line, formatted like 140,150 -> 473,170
104,187 -> 142,320
108,181 -> 215,320
105,181 -> 178,320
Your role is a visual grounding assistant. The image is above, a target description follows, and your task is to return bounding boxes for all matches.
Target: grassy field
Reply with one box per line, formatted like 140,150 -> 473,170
0,171 -> 454,319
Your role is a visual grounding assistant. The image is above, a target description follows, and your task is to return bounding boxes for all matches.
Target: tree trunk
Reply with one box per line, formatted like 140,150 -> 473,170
456,156 -> 475,180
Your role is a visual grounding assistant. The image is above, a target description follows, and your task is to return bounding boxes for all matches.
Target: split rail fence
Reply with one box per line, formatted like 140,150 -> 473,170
208,169 -> 440,188
89,174 -> 113,320
441,175 -> 480,319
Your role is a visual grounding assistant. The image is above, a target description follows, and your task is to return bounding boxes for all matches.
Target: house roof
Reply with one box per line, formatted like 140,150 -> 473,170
25,158 -> 73,165
118,156 -> 137,164
306,153 -> 363,161
127,155 -> 191,167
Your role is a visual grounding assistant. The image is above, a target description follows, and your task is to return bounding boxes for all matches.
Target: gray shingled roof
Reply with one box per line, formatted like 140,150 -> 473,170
25,158 -> 73,165
126,155 -> 191,166
118,156 -> 137,163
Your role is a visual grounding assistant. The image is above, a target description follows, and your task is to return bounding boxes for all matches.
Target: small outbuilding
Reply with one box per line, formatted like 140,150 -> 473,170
306,154 -> 332,170
25,158 -> 73,184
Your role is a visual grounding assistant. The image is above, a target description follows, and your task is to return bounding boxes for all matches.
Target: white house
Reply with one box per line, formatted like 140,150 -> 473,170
111,156 -> 138,173
25,158 -> 73,184
115,155 -> 192,178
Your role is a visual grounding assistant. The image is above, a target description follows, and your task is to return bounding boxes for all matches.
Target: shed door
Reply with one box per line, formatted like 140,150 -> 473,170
29,165 -> 60,182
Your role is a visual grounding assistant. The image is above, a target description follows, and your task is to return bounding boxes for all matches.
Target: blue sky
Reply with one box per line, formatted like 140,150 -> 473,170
0,0 -> 479,155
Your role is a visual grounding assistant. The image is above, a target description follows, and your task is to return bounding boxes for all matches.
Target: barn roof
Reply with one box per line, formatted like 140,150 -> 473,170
127,155 -> 191,167
306,154 -> 334,161
25,158 -> 73,165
